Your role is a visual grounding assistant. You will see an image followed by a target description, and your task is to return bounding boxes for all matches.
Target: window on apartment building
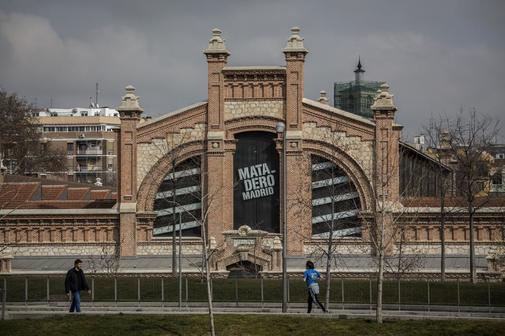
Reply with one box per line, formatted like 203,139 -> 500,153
67,143 -> 74,155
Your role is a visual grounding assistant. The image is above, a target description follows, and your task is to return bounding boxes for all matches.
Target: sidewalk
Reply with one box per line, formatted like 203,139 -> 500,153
4,302 -> 505,321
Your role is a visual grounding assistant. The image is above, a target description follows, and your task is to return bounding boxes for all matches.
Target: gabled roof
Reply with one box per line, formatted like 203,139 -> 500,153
302,98 -> 376,126
399,141 -> 452,172
137,101 -> 207,129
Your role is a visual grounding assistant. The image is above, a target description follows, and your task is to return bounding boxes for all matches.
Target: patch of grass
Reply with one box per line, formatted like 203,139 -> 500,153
1,315 -> 505,336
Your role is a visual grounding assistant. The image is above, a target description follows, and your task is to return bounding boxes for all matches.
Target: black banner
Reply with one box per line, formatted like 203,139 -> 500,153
233,132 -> 279,232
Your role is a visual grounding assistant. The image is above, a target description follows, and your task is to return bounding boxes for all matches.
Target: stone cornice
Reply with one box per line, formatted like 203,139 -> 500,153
400,206 -> 505,213
0,209 -> 119,216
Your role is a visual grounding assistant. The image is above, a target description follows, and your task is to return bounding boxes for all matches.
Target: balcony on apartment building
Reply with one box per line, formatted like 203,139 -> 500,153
76,148 -> 104,155
75,140 -> 105,156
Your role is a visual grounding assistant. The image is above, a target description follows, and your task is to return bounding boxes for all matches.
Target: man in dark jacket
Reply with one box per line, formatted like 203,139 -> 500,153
65,259 -> 90,313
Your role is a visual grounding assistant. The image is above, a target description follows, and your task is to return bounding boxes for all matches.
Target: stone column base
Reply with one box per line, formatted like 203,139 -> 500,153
0,255 -> 13,273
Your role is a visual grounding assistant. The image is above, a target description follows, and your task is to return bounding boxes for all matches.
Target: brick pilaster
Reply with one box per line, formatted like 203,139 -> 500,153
117,85 -> 143,256
371,83 -> 401,253
283,27 -> 308,131
203,28 -> 230,245
283,27 -> 309,255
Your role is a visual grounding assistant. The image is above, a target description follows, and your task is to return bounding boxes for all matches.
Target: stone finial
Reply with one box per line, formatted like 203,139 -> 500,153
371,83 -> 397,111
204,28 -> 230,55
272,236 -> 282,251
117,85 -> 144,113
318,90 -> 329,105
283,26 -> 308,53
209,236 -> 217,250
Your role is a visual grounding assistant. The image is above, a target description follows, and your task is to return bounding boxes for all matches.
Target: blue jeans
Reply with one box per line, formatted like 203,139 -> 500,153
69,291 -> 81,312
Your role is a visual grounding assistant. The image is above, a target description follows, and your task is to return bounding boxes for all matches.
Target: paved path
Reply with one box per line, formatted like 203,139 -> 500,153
3,302 -> 505,321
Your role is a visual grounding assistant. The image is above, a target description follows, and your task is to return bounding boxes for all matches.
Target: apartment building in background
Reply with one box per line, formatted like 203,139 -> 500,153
35,106 -> 120,186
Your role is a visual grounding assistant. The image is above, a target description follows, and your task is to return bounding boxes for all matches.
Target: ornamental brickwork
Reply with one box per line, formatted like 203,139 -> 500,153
1,27 -> 504,276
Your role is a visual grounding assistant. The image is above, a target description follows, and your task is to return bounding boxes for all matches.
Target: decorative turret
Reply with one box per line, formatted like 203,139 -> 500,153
371,82 -> 400,205
283,27 -> 308,131
116,84 -> 144,257
204,28 -> 228,131
371,83 -> 397,113
204,28 -> 230,59
283,27 -> 308,54
117,85 -> 144,119
318,90 -> 329,105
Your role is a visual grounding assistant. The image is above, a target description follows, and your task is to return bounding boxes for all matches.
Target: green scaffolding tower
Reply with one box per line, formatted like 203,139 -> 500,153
334,58 -> 385,119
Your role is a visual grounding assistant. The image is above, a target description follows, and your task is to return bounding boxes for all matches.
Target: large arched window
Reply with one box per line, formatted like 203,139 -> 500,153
153,156 -> 201,237
311,155 -> 361,238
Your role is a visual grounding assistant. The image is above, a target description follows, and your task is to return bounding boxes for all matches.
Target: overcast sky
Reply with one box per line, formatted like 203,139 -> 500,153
1,0 -> 504,139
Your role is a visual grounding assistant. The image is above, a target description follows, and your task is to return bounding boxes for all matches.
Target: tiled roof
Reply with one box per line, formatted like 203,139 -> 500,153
0,175 -> 116,209
402,196 -> 505,208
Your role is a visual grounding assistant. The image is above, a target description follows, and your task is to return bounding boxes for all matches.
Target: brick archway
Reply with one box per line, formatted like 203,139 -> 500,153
302,140 -> 373,211
137,118 -> 373,217
225,116 -> 282,137
136,141 -> 205,212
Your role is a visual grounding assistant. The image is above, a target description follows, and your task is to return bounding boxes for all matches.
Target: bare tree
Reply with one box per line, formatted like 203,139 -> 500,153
163,172 -> 222,336
88,241 -> 122,275
311,159 -> 361,311
383,220 -> 425,283
288,136 -> 363,311
424,117 -> 456,281
0,90 -> 65,176
149,137 -> 223,336
144,129 -> 202,278
444,109 -> 499,283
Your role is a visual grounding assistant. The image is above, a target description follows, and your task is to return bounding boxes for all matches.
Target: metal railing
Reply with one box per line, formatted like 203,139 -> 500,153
1,275 -> 504,317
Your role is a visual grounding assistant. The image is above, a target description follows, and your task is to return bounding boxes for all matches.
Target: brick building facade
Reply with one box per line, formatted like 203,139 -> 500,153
1,28 -> 504,276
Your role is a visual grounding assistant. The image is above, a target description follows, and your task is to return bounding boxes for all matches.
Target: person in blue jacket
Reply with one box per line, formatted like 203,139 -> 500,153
303,260 -> 327,313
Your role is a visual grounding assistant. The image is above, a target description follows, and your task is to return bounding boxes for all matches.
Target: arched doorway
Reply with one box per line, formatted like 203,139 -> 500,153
226,260 -> 262,278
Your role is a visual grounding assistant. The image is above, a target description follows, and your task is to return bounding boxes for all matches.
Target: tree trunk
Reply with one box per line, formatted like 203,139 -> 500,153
325,239 -> 332,311
376,249 -> 384,324
172,168 -> 177,276
178,213 -> 183,310
325,197 -> 335,311
201,214 -> 216,336
469,204 -> 476,283
440,193 -> 446,282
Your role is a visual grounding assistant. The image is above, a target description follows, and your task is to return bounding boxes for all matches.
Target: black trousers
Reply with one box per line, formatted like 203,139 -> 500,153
307,287 -> 326,313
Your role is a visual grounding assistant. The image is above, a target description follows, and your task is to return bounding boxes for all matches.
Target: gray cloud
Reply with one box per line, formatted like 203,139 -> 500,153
0,0 -> 504,139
